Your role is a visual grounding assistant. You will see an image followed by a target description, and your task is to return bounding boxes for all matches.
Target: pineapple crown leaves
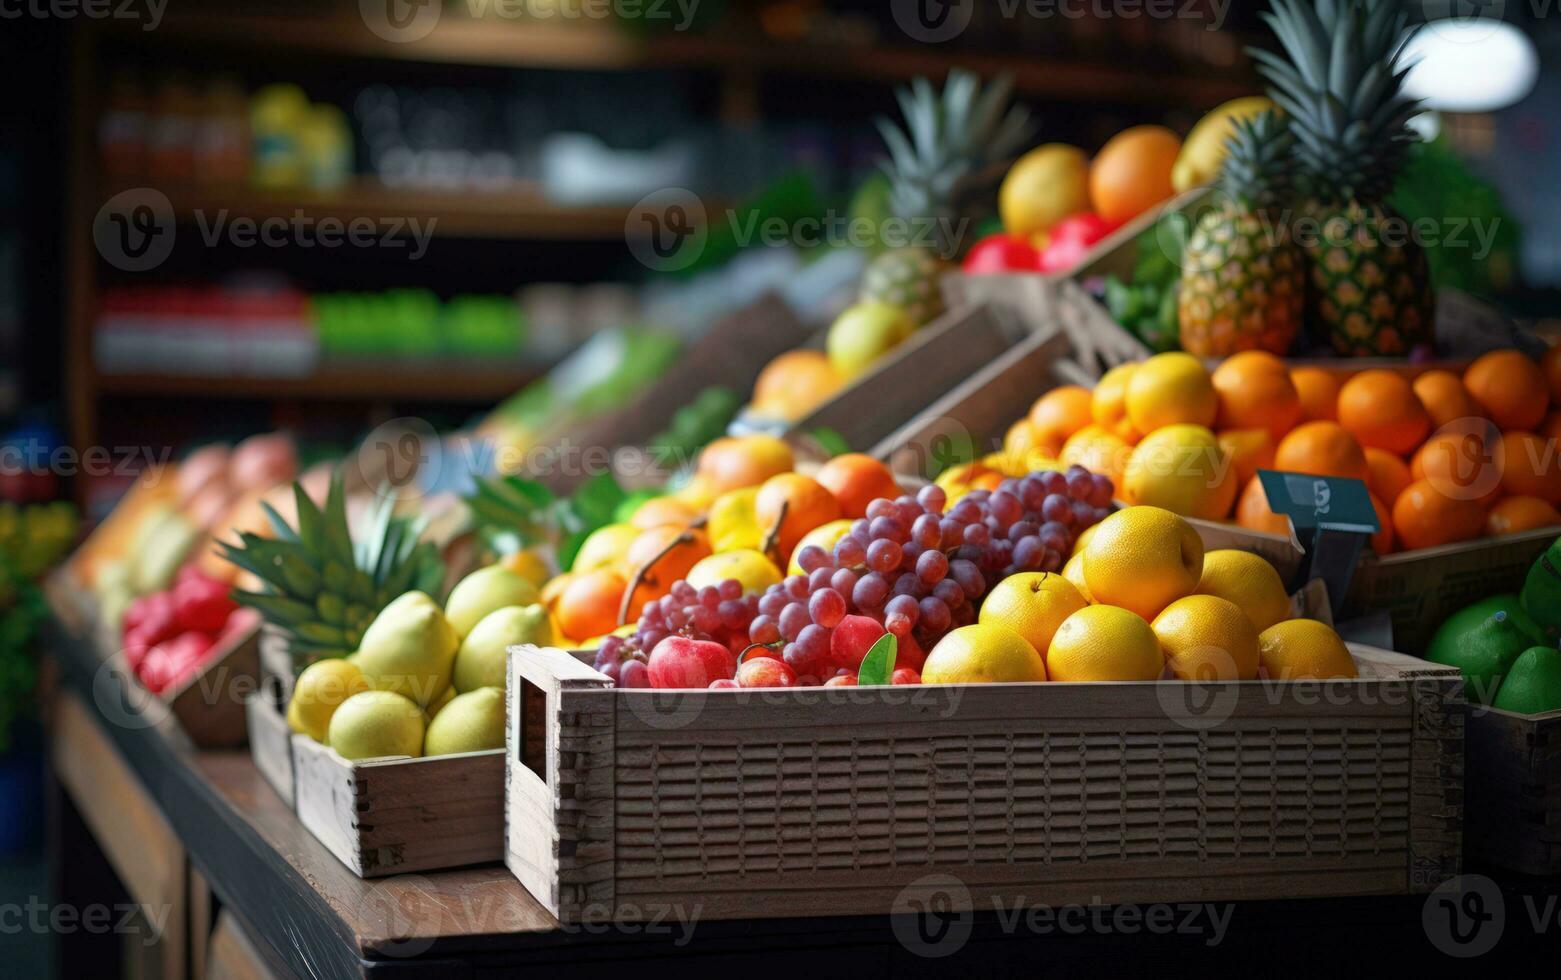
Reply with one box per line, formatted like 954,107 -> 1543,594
461,470 -> 628,571
218,471 -> 446,656
1250,0 -> 1424,205
1216,109 -> 1297,213
875,69 -> 1035,253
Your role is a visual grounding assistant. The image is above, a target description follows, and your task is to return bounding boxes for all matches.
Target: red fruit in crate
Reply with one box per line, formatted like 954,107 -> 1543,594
173,573 -> 238,633
1049,212 -> 1119,246
891,667 -> 922,685
708,678 -> 740,690
647,636 -> 737,689
896,631 -> 927,672
124,634 -> 151,671
830,615 -> 887,672
123,592 -> 176,644
962,234 -> 1040,275
824,674 -> 858,687
137,648 -> 175,694
736,657 -> 798,689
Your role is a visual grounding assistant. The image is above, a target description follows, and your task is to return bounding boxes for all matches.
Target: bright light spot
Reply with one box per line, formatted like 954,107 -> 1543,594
1403,20 -> 1539,113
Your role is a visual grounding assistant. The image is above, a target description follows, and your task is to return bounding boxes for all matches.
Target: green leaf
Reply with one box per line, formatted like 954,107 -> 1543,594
809,427 -> 851,459
857,633 -> 898,687
258,501 -> 300,543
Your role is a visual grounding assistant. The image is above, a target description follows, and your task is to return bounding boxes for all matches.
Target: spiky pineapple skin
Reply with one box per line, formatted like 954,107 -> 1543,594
1306,201 -> 1435,357
1178,202 -> 1305,357
860,247 -> 948,328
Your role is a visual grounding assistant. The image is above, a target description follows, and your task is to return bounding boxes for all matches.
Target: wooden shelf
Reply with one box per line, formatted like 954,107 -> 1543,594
93,360 -> 549,403
98,11 -> 1256,107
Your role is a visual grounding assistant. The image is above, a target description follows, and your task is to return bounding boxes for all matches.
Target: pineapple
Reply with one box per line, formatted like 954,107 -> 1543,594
219,473 -> 446,673
1178,110 -> 1305,357
863,70 -> 1033,326
1252,0 -> 1433,356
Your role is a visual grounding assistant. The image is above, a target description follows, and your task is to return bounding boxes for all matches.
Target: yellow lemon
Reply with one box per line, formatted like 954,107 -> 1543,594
922,623 -> 1047,684
1047,604 -> 1164,681
1195,550 -> 1291,633
1061,425 -> 1131,489
826,301 -> 916,379
1062,551 -> 1093,601
999,143 -> 1091,241
707,487 -> 763,552
1126,351 -> 1217,433
500,547 -> 552,590
686,549 -> 782,594
1258,619 -> 1358,679
788,519 -> 853,575
980,572 -> 1087,658
1171,95 -> 1276,192
1123,424 -> 1236,521
1092,362 -> 1139,442
1083,506 -> 1203,622
1152,594 -> 1260,681
672,472 -> 718,511
570,523 -> 639,574
289,658 -> 372,742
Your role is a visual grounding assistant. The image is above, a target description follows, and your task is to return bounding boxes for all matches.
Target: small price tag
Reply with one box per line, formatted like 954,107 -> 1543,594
1257,470 -> 1379,616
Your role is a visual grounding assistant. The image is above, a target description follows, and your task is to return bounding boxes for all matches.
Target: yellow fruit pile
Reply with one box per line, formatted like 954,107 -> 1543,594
921,505 -> 1356,684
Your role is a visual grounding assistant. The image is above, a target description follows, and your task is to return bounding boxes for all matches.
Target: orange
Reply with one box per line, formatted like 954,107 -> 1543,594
556,569 -> 627,642
1411,421 -> 1504,507
979,572 -> 1088,659
696,435 -> 795,495
623,524 -> 712,617
754,473 -> 842,562
1211,351 -> 1301,440
1364,447 -> 1413,506
1464,349 -> 1549,432
1092,362 -> 1140,441
1368,492 -> 1395,555
1290,367 -> 1342,422
1412,369 -> 1484,430
1003,419 -> 1059,461
1127,352 -> 1218,433
1544,342 -> 1561,404
1499,431 -> 1561,505
539,572 -> 575,611
1060,425 -> 1131,488
1218,428 -> 1276,490
1258,620 -> 1357,680
750,349 -> 841,422
814,453 -> 901,519
1028,385 -> 1094,446
1122,424 -> 1235,520
1082,506 -> 1204,622
1336,369 -> 1431,455
1088,125 -> 1181,225
1392,479 -> 1487,551
628,496 -> 699,531
1046,604 -> 1165,682
1274,421 -> 1368,481
1487,495 -> 1561,536
1194,550 -> 1291,633
1152,595 -> 1260,681
1235,474 -> 1291,537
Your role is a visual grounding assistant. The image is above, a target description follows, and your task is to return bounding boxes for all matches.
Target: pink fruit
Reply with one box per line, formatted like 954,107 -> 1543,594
173,573 -> 237,633
647,636 -> 736,689
708,678 -> 740,690
136,648 -> 175,694
897,631 -> 927,672
829,615 -> 886,672
824,674 -> 858,687
891,667 -> 922,685
962,234 -> 1040,275
736,657 -> 797,689
123,592 -> 176,643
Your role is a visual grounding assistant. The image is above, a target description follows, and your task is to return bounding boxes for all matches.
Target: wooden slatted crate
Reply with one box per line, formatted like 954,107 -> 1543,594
505,643 -> 1463,923
1465,707 -> 1561,875
245,680 -> 296,807
292,737 -> 506,877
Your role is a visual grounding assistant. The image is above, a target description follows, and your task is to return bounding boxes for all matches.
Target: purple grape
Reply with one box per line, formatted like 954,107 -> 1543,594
834,536 -> 866,567
619,659 -> 650,688
797,624 -> 830,662
916,549 -> 949,584
893,572 -> 922,597
1071,499 -> 1095,525
866,538 -> 902,573
779,603 -> 809,641
963,523 -> 989,546
918,596 -> 952,634
808,567 -> 834,592
939,518 -> 965,542
912,514 -> 942,549
1018,475 -> 1047,510
850,518 -> 872,541
785,575 -> 810,600
1007,520 -> 1038,543
950,559 -> 984,599
1041,470 -> 1068,495
917,485 -> 947,514
672,581 -> 697,602
691,605 -> 719,634
1039,522 -> 1071,553
697,586 -> 720,609
601,659 -> 623,683
989,490 -> 1022,525
830,567 -> 859,596
1089,473 -> 1115,507
719,600 -> 749,631
666,607 -> 689,629
809,588 -> 846,629
719,579 -> 744,601
869,516 -> 907,543
853,572 -> 890,610
797,545 -> 830,574
1066,468 -> 1093,499
1013,536 -> 1044,570
932,578 -> 966,609
750,615 -> 780,645
949,499 -> 981,524
866,499 -> 896,521
1042,493 -> 1072,524
759,589 -> 786,617
1042,548 -> 1063,572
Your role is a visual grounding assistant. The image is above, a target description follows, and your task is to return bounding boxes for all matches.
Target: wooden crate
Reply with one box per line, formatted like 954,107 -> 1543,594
792,303 -> 1030,453
292,736 -> 505,877
245,681 -> 296,808
1465,707 -> 1561,876
504,643 -> 1462,923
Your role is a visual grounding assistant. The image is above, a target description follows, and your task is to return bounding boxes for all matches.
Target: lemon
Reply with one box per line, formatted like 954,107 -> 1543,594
1047,604 -> 1164,681
1061,551 -> 1093,601
290,657 -> 371,742
826,301 -> 916,379
1171,96 -> 1276,193
1152,594 -> 1260,681
999,143 -> 1091,240
1083,506 -> 1203,622
686,549 -> 782,594
788,520 -> 853,575
445,564 -> 539,638
570,523 -> 639,574
707,487 -> 762,552
424,687 -> 506,756
1126,352 -> 1217,433
1123,424 -> 1236,521
980,572 -> 1087,658
1258,619 -> 1357,680
1195,550 -> 1291,633
327,690 -> 426,761
922,623 -> 1047,684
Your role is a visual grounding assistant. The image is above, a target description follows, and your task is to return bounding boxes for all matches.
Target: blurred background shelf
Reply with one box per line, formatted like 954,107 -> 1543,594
92,361 -> 552,403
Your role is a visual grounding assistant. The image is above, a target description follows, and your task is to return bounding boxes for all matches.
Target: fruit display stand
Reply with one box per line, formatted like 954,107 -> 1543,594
505,642 -> 1463,923
1464,705 -> 1561,875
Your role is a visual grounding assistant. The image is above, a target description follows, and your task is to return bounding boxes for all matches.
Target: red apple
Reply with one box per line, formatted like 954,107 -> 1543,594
173,573 -> 237,633
962,234 -> 1039,275
891,667 -> 923,685
830,615 -> 886,672
736,657 -> 797,688
707,678 -> 740,690
647,636 -> 736,689
123,592 -> 176,642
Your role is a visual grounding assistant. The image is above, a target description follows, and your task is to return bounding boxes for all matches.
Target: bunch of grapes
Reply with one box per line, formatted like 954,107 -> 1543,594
596,578 -> 758,687
749,466 -> 1113,684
